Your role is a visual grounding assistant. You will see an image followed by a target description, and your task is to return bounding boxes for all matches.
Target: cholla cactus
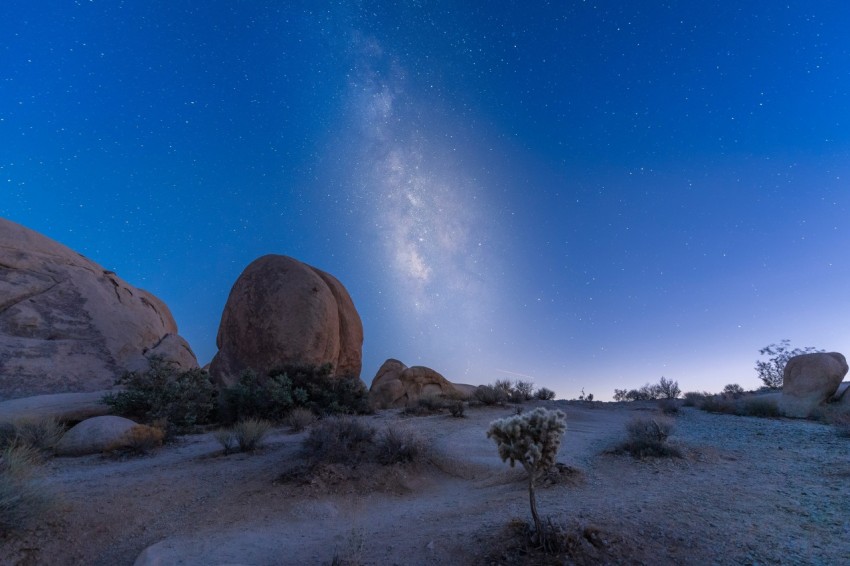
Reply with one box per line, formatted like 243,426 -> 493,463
487,407 -> 567,536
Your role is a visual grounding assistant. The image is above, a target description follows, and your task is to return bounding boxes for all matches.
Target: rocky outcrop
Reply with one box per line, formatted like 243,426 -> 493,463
0,391 -> 111,425
54,415 -> 139,456
779,352 -> 849,418
209,255 -> 363,386
0,218 -> 198,400
369,359 -> 470,409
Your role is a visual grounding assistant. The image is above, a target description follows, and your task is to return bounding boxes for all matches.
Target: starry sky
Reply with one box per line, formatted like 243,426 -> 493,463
3,1 -> 849,399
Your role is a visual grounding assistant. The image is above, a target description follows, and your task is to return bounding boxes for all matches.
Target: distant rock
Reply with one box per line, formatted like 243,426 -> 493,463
369,359 -> 471,409
209,255 -> 363,386
55,415 -> 139,456
779,352 -> 848,418
0,218 -> 198,400
0,391 -> 111,425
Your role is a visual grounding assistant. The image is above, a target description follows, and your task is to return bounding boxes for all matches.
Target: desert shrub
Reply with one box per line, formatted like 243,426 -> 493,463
737,397 -> 780,417
474,384 -> 508,406
756,340 -> 823,389
221,369 -> 298,423
103,356 -> 218,432
11,417 -> 65,453
106,424 -> 165,456
487,408 -> 568,537
375,426 -> 428,465
494,379 -> 514,396
656,377 -> 680,399
232,418 -> 272,452
682,391 -> 709,407
534,387 -> 556,401
616,417 -> 680,459
213,428 -> 237,455
723,383 -> 745,398
513,380 -> 535,402
448,400 -> 465,418
657,398 -> 679,415
403,394 -> 445,416
287,407 -> 317,432
281,364 -> 371,416
0,445 -> 52,534
302,415 -> 377,466
833,413 -> 850,437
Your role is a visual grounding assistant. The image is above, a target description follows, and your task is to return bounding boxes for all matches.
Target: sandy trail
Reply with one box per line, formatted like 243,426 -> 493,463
3,402 -> 848,565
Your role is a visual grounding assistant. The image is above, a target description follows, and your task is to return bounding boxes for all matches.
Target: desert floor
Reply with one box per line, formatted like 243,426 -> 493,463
3,400 -> 849,565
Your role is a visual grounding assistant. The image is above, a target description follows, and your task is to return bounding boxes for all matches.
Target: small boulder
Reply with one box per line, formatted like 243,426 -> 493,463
55,415 -> 138,456
209,255 -> 364,386
369,359 -> 470,409
779,352 -> 849,418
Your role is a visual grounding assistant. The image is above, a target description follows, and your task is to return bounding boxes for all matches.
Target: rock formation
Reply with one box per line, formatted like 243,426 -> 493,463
0,218 -> 197,400
779,352 -> 848,418
209,255 -> 363,386
55,415 -> 139,456
369,359 -> 471,409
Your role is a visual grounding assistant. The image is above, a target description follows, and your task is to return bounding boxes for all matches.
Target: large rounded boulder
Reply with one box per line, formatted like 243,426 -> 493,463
0,218 -> 198,401
369,358 -> 469,409
779,352 -> 848,418
209,255 -> 363,386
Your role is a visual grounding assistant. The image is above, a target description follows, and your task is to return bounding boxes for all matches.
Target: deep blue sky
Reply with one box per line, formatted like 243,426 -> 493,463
3,1 -> 849,399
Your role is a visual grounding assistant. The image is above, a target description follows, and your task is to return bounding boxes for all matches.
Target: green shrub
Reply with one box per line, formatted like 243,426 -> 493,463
280,364 -> 370,416
534,387 -> 556,401
221,369 -> 298,423
103,357 -> 218,432
0,445 -> 53,534
615,417 -> 681,459
487,408 -> 567,538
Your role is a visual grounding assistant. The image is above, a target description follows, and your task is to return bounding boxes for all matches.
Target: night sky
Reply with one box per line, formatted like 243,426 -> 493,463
3,2 -> 849,399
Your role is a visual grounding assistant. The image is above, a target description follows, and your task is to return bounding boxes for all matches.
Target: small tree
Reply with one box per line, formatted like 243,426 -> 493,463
487,408 -> 567,538
657,377 -> 680,399
756,340 -> 823,389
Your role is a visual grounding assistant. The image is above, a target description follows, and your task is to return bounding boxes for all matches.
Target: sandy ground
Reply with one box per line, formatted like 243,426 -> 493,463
3,401 -> 849,565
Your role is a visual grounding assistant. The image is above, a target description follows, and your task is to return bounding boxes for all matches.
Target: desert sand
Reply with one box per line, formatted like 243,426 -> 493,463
3,401 -> 849,565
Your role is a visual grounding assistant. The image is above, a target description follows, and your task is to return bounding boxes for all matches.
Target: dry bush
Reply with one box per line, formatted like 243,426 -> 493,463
302,416 -> 377,466
12,417 -> 66,453
0,445 -> 53,535
106,424 -> 165,455
403,395 -> 445,416
474,385 -> 507,406
287,407 -> 317,432
614,417 -> 681,459
213,428 -> 237,455
656,398 -> 679,416
534,387 -> 556,401
232,418 -> 272,452
682,391 -> 710,407
375,426 -> 428,465
448,400 -> 465,418
698,395 -> 780,418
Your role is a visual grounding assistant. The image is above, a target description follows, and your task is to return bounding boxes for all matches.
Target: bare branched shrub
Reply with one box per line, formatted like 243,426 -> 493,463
302,416 -> 376,466
375,427 -> 428,465
534,387 -> 556,401
615,417 -> 681,459
487,408 -> 568,537
513,380 -> 535,402
1,445 -> 53,534
723,383 -> 745,398
287,407 -> 317,432
656,377 -> 680,399
474,384 -> 508,406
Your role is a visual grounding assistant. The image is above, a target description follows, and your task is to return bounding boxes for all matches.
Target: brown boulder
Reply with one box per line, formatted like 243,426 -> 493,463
779,352 -> 849,418
209,255 -> 363,386
369,359 -> 470,409
0,218 -> 198,400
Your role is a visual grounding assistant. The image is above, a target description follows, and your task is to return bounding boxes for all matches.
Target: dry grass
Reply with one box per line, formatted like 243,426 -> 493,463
10,417 -> 66,453
612,417 -> 681,459
0,445 -> 53,535
287,408 -> 317,432
106,424 -> 165,456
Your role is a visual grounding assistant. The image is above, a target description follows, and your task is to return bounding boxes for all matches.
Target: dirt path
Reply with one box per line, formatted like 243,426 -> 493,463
2,402 -> 849,565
